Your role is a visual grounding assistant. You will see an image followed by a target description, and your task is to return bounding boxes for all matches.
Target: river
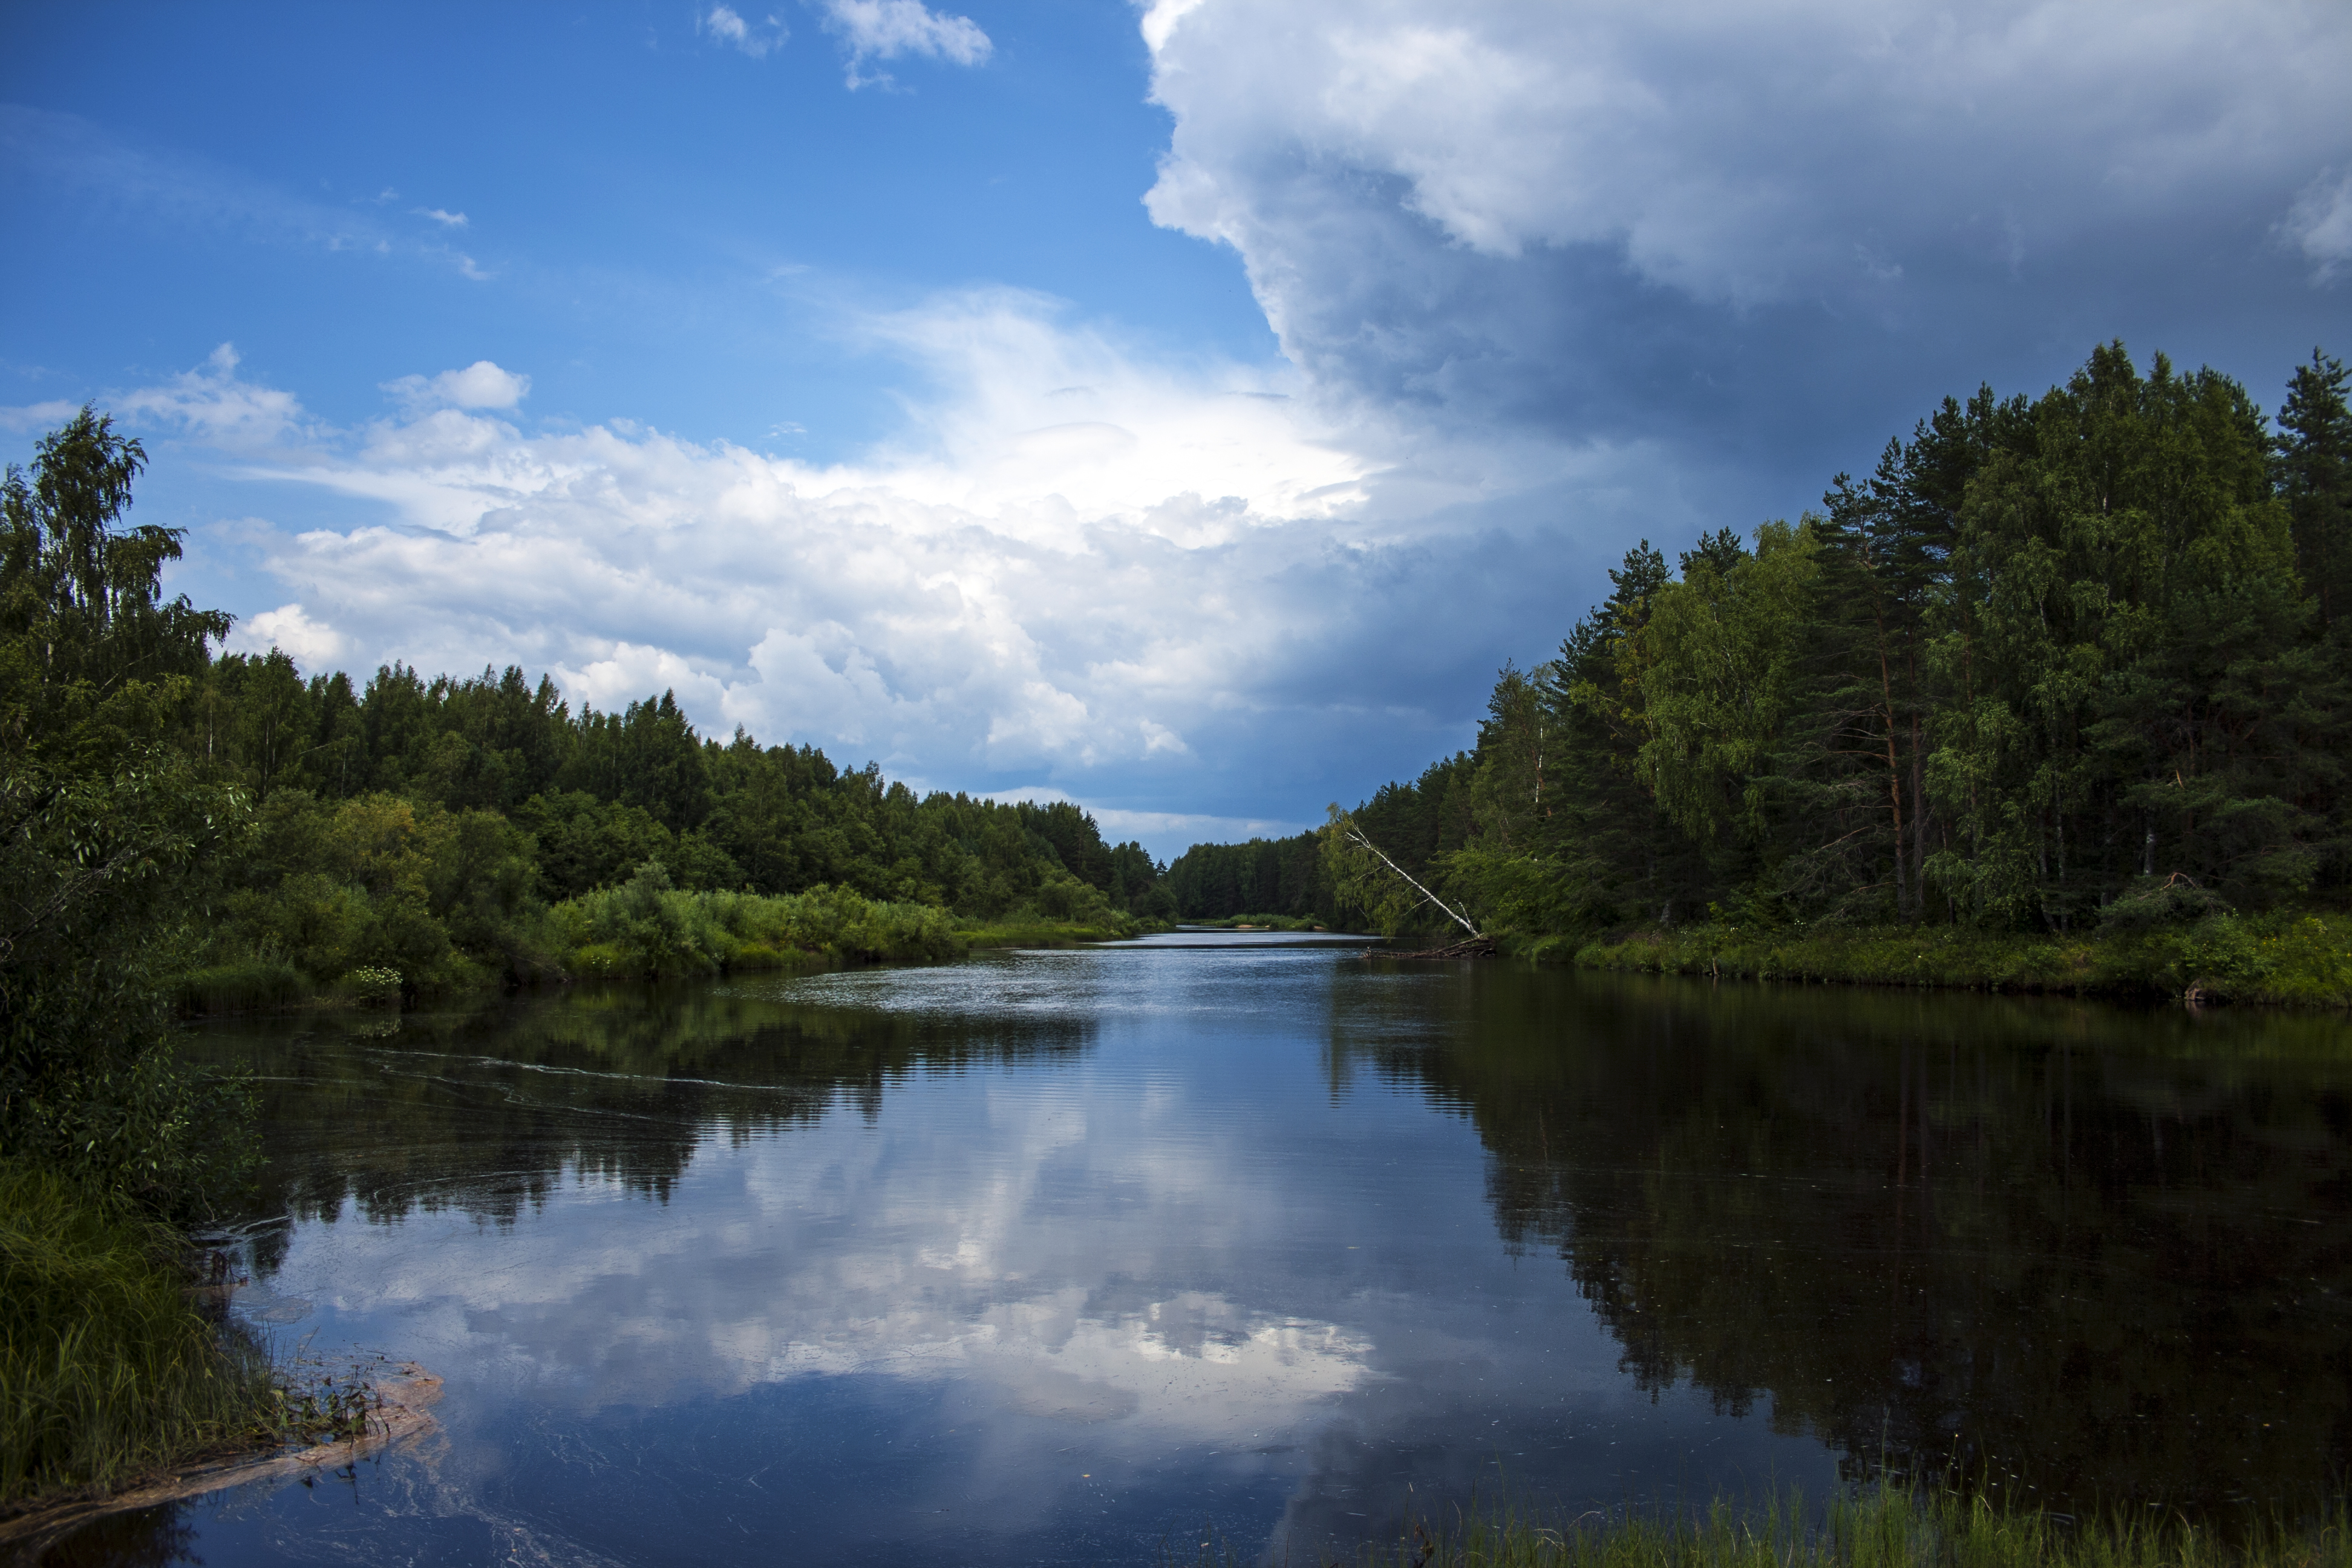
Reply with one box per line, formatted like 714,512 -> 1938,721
44,932 -> 2352,1565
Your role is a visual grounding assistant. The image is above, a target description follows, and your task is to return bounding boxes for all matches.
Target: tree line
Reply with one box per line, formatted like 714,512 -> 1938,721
0,410 -> 1172,1201
189,646 -> 1174,996
1169,342 -> 2352,941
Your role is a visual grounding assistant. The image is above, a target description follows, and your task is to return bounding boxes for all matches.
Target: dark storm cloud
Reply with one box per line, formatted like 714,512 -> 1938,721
1145,0 -> 2352,520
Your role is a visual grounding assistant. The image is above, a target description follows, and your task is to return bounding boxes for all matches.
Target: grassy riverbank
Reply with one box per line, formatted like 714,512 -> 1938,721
1313,1486 -> 2350,1568
1554,907 -> 2352,1007
0,1165 -> 279,1512
1184,913 -> 1331,931
961,916 -> 1149,947
174,878 -> 1151,1011
550,877 -> 967,976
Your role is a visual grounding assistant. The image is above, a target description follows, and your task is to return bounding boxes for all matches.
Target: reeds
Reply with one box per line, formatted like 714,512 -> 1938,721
0,1164 -> 278,1509
1330,1486 -> 2350,1568
168,958 -> 312,1016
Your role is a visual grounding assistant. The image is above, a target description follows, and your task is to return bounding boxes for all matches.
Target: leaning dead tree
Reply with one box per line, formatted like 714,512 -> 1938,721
1341,826 -> 1486,946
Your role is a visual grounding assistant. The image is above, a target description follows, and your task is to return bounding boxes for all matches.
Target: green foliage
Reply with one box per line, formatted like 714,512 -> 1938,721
1570,907 -> 2352,1007
1195,342 -> 2352,977
548,864 -> 967,978
171,960 -> 310,1016
163,653 -> 1165,1002
0,1162 -> 277,1506
1626,519 -> 1821,846
2278,349 -> 2352,633
1181,912 -> 1324,930
0,411 -> 253,1211
1163,752 -> 1481,929
1340,1485 -> 2349,1568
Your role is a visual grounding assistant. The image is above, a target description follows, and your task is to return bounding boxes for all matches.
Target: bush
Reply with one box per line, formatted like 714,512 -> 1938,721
2099,873 -> 2233,932
340,965 -> 402,1008
546,866 -> 967,978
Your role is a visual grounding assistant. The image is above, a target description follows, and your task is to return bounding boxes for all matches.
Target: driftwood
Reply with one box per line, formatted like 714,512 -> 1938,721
0,1365 -> 442,1553
1367,935 -> 1498,960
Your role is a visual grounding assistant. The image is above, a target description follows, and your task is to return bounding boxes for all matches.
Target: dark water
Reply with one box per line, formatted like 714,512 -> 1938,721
51,935 -> 2352,1564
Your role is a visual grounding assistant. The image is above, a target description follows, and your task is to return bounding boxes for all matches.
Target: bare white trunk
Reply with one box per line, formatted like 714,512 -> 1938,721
1347,830 -> 1481,938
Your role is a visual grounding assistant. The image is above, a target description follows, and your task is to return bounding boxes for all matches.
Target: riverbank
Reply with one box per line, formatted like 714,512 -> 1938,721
0,1165 -> 280,1515
1325,1485 -> 2350,1568
1546,907 -> 2352,1007
962,916 -> 1156,947
172,886 -> 1155,1015
0,1164 -> 441,1541
1183,913 -> 1331,931
0,1362 -> 439,1558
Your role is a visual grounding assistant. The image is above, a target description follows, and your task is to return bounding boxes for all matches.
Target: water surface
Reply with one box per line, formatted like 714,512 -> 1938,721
55,938 -> 2352,1564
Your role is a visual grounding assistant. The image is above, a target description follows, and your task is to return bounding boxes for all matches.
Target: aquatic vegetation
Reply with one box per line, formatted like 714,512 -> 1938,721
0,1164 -> 278,1508
169,958 -> 312,1015
1336,1486 -> 2350,1568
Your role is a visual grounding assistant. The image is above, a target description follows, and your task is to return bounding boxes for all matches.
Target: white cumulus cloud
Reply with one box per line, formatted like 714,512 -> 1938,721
119,344 -> 310,451
108,299 -> 1621,849
702,5 -> 787,58
820,0 -> 991,88
232,603 -> 345,665
381,360 -> 531,412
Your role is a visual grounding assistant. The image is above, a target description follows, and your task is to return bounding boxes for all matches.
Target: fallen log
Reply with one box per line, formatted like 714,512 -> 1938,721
0,1364 -> 442,1553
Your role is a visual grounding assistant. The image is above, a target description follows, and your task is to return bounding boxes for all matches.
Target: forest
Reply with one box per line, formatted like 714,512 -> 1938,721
1167,342 -> 2352,998
174,650 -> 1172,1005
0,405 -> 1180,1190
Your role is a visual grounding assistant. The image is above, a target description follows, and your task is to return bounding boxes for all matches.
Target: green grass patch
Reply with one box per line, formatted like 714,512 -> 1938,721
704,939 -> 831,973
0,1164 -> 281,1510
1567,908 -> 2352,1007
961,918 -> 1137,948
168,959 -> 312,1016
1184,913 -> 1333,931
1264,1484 -> 2350,1568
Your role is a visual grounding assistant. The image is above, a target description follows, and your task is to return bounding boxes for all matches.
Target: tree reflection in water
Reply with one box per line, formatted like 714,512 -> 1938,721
1328,970 -> 2352,1519
186,978 -> 1094,1277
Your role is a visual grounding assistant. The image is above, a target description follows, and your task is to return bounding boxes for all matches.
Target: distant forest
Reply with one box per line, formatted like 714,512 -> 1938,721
0,405 -> 1183,1021
1166,342 -> 2352,939
174,658 -> 1178,989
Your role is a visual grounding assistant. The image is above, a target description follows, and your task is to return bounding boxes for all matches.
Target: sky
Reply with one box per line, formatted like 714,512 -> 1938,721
4,0 -> 2349,859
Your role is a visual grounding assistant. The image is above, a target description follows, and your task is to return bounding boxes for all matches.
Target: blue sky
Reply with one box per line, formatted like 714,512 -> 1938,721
5,0 -> 2350,858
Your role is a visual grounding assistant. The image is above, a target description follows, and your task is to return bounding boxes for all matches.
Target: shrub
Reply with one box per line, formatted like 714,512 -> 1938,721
546,867 -> 966,978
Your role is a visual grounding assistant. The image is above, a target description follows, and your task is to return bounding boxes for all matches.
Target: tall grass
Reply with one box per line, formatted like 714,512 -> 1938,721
1189,913 -> 1330,931
1327,1485 -> 2350,1568
0,1163 -> 279,1508
169,958 -> 312,1016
